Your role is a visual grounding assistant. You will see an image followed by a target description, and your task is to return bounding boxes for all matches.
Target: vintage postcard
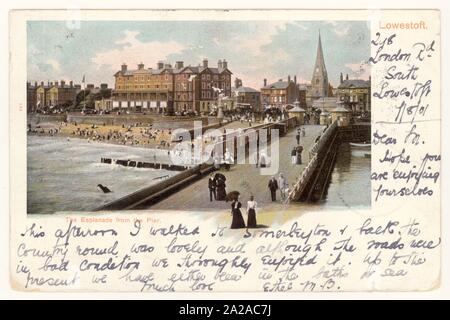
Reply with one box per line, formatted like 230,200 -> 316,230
9,9 -> 440,292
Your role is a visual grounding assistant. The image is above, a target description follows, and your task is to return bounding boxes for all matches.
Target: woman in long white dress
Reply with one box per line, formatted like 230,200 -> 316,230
246,196 -> 257,228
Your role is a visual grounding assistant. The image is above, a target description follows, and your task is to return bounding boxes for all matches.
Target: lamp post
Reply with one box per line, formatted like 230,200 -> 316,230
188,74 -> 197,114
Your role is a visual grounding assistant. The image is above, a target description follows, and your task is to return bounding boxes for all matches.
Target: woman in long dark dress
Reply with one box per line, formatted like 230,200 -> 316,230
216,177 -> 227,201
230,195 -> 246,229
246,195 -> 257,228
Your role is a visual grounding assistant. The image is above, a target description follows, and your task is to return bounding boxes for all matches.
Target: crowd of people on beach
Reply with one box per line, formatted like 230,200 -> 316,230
28,120 -> 180,148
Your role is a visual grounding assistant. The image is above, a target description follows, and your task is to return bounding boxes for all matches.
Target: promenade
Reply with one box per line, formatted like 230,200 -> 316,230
149,124 -> 324,212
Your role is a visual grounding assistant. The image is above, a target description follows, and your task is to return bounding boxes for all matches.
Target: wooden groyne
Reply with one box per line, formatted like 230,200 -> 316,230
100,157 -> 188,171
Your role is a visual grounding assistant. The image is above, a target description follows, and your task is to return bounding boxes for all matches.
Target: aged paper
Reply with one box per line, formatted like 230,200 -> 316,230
10,9 -> 440,292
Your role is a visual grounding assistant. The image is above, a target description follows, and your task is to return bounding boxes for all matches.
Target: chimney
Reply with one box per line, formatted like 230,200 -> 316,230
101,83 -> 108,89
263,79 -> 267,87
41,81 -> 44,87
346,74 -> 349,81
55,81 -> 59,87
164,63 -> 172,69
218,59 -> 222,69
175,61 -> 184,69
294,76 -> 297,84
340,73 -> 343,84
288,75 -> 291,83
157,61 -> 164,70
138,62 -> 144,70
202,58 -> 208,68
61,80 -> 65,87
369,76 -> 371,82
222,59 -> 227,69
121,63 -> 127,73
34,81 -> 38,87
70,80 -> 73,87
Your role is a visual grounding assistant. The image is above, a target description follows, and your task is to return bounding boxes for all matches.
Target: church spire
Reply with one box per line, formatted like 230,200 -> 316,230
311,31 -> 329,98
315,30 -> 327,74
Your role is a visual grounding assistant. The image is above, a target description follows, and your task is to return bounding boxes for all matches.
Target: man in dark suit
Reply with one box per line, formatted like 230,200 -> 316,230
268,176 -> 279,202
208,174 -> 217,201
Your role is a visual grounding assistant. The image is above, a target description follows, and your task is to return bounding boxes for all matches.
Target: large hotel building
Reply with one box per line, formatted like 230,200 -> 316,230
112,58 -> 232,114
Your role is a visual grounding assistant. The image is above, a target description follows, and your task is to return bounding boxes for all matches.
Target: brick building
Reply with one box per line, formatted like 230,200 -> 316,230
35,80 -> 79,109
261,75 -> 306,110
232,78 -> 261,111
27,82 -> 37,112
112,58 -> 232,114
336,74 -> 371,114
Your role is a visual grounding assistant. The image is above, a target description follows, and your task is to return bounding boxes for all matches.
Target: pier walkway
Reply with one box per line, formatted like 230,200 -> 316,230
148,124 -> 324,211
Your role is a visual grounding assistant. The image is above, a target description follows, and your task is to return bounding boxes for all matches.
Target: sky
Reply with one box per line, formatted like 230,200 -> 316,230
27,20 -> 370,89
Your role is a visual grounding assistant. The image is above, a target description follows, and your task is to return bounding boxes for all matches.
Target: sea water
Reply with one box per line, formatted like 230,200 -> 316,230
27,135 -> 175,214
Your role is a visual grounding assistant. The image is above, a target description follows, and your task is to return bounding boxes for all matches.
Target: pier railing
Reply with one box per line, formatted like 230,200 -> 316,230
309,120 -> 338,160
285,153 -> 319,203
287,121 -> 338,203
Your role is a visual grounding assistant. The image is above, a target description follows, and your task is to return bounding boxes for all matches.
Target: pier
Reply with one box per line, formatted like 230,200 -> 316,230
95,119 -> 370,212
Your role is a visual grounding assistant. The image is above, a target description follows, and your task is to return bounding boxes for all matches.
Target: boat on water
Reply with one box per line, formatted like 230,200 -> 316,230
349,142 -> 371,148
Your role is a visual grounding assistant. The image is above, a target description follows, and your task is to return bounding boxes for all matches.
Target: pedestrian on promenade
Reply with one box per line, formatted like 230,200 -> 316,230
291,147 -> 297,165
246,195 -> 258,228
213,154 -> 221,170
268,176 -> 279,202
216,176 -> 227,201
296,145 -> 304,165
296,132 -> 301,145
259,152 -> 267,168
302,127 -> 306,137
230,193 -> 246,229
208,174 -> 217,202
278,173 -> 288,201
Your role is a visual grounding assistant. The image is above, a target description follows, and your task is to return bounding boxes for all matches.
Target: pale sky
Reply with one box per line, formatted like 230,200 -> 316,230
27,20 -> 370,89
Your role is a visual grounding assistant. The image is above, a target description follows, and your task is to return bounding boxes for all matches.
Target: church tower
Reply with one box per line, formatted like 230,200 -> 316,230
311,31 -> 329,98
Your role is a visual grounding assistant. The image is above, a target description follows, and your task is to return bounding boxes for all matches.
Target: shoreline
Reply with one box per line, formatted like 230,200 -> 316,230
27,131 -> 173,151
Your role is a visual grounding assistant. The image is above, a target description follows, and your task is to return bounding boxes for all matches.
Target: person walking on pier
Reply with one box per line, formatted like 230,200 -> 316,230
259,151 -> 267,168
230,193 -> 246,229
216,176 -> 227,201
278,173 -> 288,201
291,147 -> 297,165
296,145 -> 304,165
268,176 -> 279,202
246,195 -> 258,228
208,174 -> 217,202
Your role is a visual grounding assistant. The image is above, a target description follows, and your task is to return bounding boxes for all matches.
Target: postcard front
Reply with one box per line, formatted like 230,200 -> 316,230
9,9 -> 441,292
